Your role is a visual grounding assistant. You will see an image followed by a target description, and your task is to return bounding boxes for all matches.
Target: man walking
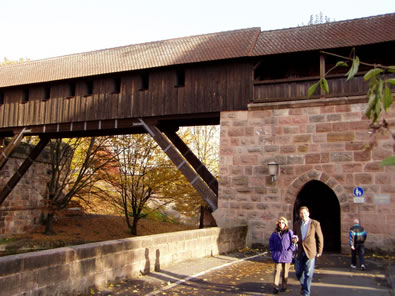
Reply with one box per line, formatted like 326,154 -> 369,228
293,206 -> 324,296
349,218 -> 367,270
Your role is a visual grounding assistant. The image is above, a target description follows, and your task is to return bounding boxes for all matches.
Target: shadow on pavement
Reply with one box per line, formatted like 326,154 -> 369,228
83,251 -> 393,296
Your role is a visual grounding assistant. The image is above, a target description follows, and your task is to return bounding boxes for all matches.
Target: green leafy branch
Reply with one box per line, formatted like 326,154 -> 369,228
308,50 -> 395,165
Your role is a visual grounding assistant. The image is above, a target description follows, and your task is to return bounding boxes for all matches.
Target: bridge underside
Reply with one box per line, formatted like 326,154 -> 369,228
0,112 -> 220,138
0,113 -> 220,213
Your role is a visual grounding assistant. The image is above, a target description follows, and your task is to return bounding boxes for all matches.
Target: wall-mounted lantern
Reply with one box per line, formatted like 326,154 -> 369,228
268,161 -> 279,182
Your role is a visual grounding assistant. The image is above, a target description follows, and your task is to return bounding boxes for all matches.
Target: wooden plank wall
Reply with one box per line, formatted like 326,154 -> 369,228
0,61 -> 252,129
253,74 -> 370,102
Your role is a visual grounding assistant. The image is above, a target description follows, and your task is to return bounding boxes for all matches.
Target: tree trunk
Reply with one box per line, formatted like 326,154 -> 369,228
44,212 -> 56,235
131,217 -> 139,235
124,210 -> 132,230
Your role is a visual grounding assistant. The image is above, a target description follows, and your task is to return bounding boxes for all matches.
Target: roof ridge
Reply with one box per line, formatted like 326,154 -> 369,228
260,12 -> 395,33
4,27 -> 262,65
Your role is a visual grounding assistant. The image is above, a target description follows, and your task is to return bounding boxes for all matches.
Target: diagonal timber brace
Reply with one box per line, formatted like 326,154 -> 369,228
162,128 -> 218,195
0,128 -> 29,171
0,136 -> 50,205
138,119 -> 218,211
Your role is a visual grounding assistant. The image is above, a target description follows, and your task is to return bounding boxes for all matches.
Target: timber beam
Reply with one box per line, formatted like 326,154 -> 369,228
162,128 -> 218,195
0,128 -> 30,171
137,119 -> 218,211
0,136 -> 50,205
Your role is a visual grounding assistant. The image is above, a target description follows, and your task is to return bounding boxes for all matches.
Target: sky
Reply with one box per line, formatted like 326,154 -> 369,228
1,0 -> 394,61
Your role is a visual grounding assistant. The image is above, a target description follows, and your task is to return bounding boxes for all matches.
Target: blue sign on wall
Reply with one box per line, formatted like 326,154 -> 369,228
353,187 -> 364,197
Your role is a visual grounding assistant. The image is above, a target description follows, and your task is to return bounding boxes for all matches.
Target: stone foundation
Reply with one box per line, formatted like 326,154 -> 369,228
218,97 -> 395,252
0,144 -> 51,236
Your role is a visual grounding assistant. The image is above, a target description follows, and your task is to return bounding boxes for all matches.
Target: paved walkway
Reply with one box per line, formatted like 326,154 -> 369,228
86,250 -> 394,296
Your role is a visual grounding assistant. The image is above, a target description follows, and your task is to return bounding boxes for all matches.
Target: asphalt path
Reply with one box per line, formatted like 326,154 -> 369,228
85,250 -> 394,296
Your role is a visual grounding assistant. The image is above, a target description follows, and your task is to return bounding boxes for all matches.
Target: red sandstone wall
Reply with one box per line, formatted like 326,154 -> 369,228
0,151 -> 50,236
219,99 -> 395,252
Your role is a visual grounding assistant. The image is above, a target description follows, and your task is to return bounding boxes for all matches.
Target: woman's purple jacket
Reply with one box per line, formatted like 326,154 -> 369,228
269,229 -> 297,263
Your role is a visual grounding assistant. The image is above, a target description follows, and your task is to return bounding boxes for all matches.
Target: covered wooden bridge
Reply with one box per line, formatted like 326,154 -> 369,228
0,13 -> 394,212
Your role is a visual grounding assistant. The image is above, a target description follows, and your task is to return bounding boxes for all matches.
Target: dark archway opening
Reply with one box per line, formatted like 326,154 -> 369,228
293,180 -> 341,253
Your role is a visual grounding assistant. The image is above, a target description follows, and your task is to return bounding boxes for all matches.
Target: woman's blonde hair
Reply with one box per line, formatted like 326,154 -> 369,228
276,216 -> 289,231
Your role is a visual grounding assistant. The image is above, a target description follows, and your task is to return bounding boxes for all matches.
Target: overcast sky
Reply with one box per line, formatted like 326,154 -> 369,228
1,0 -> 394,61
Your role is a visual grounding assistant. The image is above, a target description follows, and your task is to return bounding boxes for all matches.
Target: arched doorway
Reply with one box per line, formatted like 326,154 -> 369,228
293,180 -> 341,252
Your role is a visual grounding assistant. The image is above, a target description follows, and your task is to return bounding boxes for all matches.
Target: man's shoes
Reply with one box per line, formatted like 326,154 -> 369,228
273,287 -> 279,294
361,264 -> 366,270
350,264 -> 357,269
280,287 -> 287,292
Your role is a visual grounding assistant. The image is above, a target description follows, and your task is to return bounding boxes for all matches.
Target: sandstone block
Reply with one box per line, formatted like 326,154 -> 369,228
295,165 -> 314,175
297,144 -> 309,153
309,115 -> 325,123
289,109 -> 303,115
0,256 -> 22,277
23,248 -> 73,270
327,113 -> 341,121
284,126 -> 300,134
305,153 -> 321,164
292,115 -> 308,124
342,163 -> 363,173
327,132 -> 354,142
0,273 -> 22,296
264,145 -> 280,152
316,123 -> 332,133
330,152 -> 353,162
228,127 -> 245,137
354,150 -> 371,161
293,134 -> 312,143
372,148 -> 392,160
37,264 -> 71,287
349,121 -> 369,130
278,116 -> 293,125
345,141 -> 365,151
287,155 -> 304,164
354,173 -> 373,184
321,142 -> 345,152
231,176 -> 248,186
320,105 -> 336,113
364,162 -> 383,172
335,105 -> 352,112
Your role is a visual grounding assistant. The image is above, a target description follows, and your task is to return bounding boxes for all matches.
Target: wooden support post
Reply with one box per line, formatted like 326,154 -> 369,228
138,119 -> 218,211
0,136 -> 50,205
162,128 -> 218,195
320,54 -> 326,97
0,128 -> 27,171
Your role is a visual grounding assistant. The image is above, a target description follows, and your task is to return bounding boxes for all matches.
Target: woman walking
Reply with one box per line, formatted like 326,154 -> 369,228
269,217 -> 298,294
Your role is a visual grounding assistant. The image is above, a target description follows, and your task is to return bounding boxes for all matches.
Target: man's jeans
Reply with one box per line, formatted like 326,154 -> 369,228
295,251 -> 315,296
351,244 -> 365,266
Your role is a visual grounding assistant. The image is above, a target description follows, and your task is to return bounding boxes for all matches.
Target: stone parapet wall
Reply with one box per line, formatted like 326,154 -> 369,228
219,98 -> 395,252
0,145 -> 51,236
0,226 -> 247,296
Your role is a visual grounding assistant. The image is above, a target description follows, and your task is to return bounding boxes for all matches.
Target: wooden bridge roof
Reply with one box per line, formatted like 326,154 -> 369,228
0,27 -> 261,88
1,13 -> 394,89
251,13 -> 395,56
